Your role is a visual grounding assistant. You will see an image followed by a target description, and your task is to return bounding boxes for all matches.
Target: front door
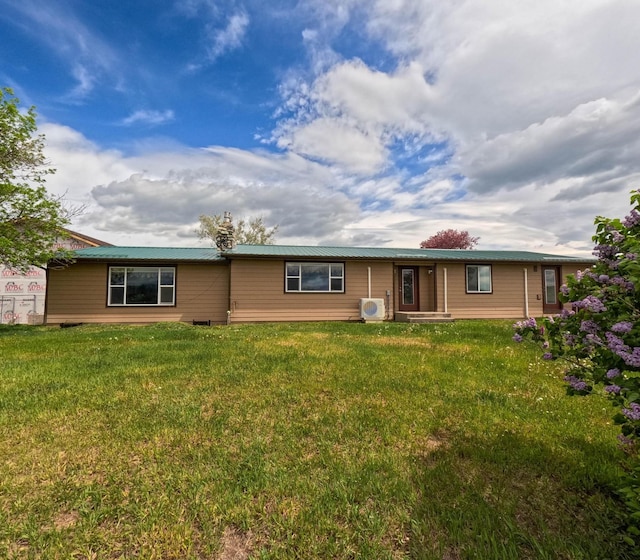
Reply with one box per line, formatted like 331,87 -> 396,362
542,267 -> 562,314
399,267 -> 419,312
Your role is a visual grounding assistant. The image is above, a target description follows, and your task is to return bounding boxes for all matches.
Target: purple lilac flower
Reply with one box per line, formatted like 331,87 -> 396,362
564,375 -> 588,391
597,256 -> 620,269
611,321 -> 633,334
542,352 -> 553,360
606,368 -> 621,379
618,434 -> 635,446
598,274 -> 610,283
584,333 -> 603,346
579,320 -> 599,334
606,332 -> 629,354
611,231 -> 624,243
604,385 -> 621,394
514,317 -> 537,330
563,333 -> 578,347
620,347 -> 640,368
593,244 -> 617,259
512,333 -> 523,343
622,402 -> 640,421
573,295 -> 607,313
609,277 -> 635,291
560,284 -> 570,296
559,308 -> 575,319
623,209 -> 640,229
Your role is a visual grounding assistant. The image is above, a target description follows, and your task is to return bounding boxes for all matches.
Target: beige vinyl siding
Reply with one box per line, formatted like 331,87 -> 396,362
433,262 -> 591,319
46,262 -> 229,324
229,259 -> 393,322
436,263 -> 538,319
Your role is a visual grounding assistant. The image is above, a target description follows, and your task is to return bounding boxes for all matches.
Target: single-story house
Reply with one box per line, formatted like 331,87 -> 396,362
44,244 -> 593,325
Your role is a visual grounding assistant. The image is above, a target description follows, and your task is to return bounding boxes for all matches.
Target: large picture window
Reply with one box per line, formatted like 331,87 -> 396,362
108,267 -> 175,306
466,264 -> 492,293
286,262 -> 344,292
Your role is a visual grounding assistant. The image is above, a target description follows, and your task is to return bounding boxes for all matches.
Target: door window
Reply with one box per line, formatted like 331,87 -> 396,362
544,269 -> 557,305
402,269 -> 415,305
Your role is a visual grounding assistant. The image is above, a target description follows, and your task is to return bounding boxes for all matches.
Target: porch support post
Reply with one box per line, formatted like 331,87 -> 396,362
523,268 -> 529,318
443,267 -> 448,313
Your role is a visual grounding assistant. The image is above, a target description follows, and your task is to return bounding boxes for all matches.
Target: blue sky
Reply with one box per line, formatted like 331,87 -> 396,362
2,0 -> 639,253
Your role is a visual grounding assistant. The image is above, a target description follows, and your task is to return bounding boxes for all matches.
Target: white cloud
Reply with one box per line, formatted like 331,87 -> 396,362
461,90 -> 640,194
282,117 -> 387,175
26,0 -> 640,256
121,109 -> 176,126
39,121 -> 620,256
207,11 -> 250,61
272,60 -> 442,175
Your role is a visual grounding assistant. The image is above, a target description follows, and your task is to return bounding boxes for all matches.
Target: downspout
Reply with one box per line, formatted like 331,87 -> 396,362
43,266 -> 50,325
523,267 -> 529,318
226,257 -> 232,325
443,267 -> 448,313
367,266 -> 372,299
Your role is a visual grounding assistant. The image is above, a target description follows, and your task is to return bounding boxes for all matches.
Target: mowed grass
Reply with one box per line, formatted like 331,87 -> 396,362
0,321 -> 633,559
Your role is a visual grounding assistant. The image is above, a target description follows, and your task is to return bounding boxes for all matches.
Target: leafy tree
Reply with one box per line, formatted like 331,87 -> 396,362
197,213 -> 278,246
420,229 -> 479,249
1,87 -> 71,270
514,190 -> 640,545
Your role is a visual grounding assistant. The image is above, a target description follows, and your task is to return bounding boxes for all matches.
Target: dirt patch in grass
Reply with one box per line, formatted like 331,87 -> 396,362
374,336 -> 434,348
418,433 -> 451,455
217,526 -> 254,560
53,510 -> 80,530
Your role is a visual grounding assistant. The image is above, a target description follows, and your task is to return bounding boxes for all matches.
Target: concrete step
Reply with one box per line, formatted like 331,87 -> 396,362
394,312 -> 454,323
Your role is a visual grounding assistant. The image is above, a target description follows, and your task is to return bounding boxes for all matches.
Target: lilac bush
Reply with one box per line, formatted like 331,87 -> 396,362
514,190 -> 640,544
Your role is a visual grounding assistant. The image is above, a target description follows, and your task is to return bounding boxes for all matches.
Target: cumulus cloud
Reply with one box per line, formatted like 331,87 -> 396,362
260,0 -> 640,253
273,60 -> 442,175
26,0 -> 640,256
88,167 -> 361,246
281,117 -> 387,175
462,90 -> 640,194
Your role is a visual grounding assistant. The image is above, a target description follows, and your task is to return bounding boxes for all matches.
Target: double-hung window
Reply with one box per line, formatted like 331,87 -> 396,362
286,262 -> 344,292
466,264 -> 492,293
108,267 -> 176,306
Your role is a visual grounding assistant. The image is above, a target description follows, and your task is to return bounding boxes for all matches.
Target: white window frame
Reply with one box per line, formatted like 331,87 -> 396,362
285,262 -> 345,293
108,266 -> 176,306
466,264 -> 492,294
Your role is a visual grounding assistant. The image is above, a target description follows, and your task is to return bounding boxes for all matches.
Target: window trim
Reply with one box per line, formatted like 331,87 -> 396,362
285,262 -> 345,293
107,265 -> 176,306
465,264 -> 492,294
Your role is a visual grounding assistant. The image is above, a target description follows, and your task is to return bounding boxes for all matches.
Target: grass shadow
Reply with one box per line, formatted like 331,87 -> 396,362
408,429 -> 633,559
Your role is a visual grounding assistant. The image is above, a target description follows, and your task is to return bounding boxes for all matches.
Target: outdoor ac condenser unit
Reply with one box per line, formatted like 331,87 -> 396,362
360,298 -> 385,322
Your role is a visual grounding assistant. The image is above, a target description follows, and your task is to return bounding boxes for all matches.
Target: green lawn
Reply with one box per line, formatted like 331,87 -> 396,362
0,321 -> 633,559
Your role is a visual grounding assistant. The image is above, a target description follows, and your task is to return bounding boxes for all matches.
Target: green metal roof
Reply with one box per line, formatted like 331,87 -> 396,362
227,244 -> 593,263
72,246 -> 224,261
70,244 -> 593,264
